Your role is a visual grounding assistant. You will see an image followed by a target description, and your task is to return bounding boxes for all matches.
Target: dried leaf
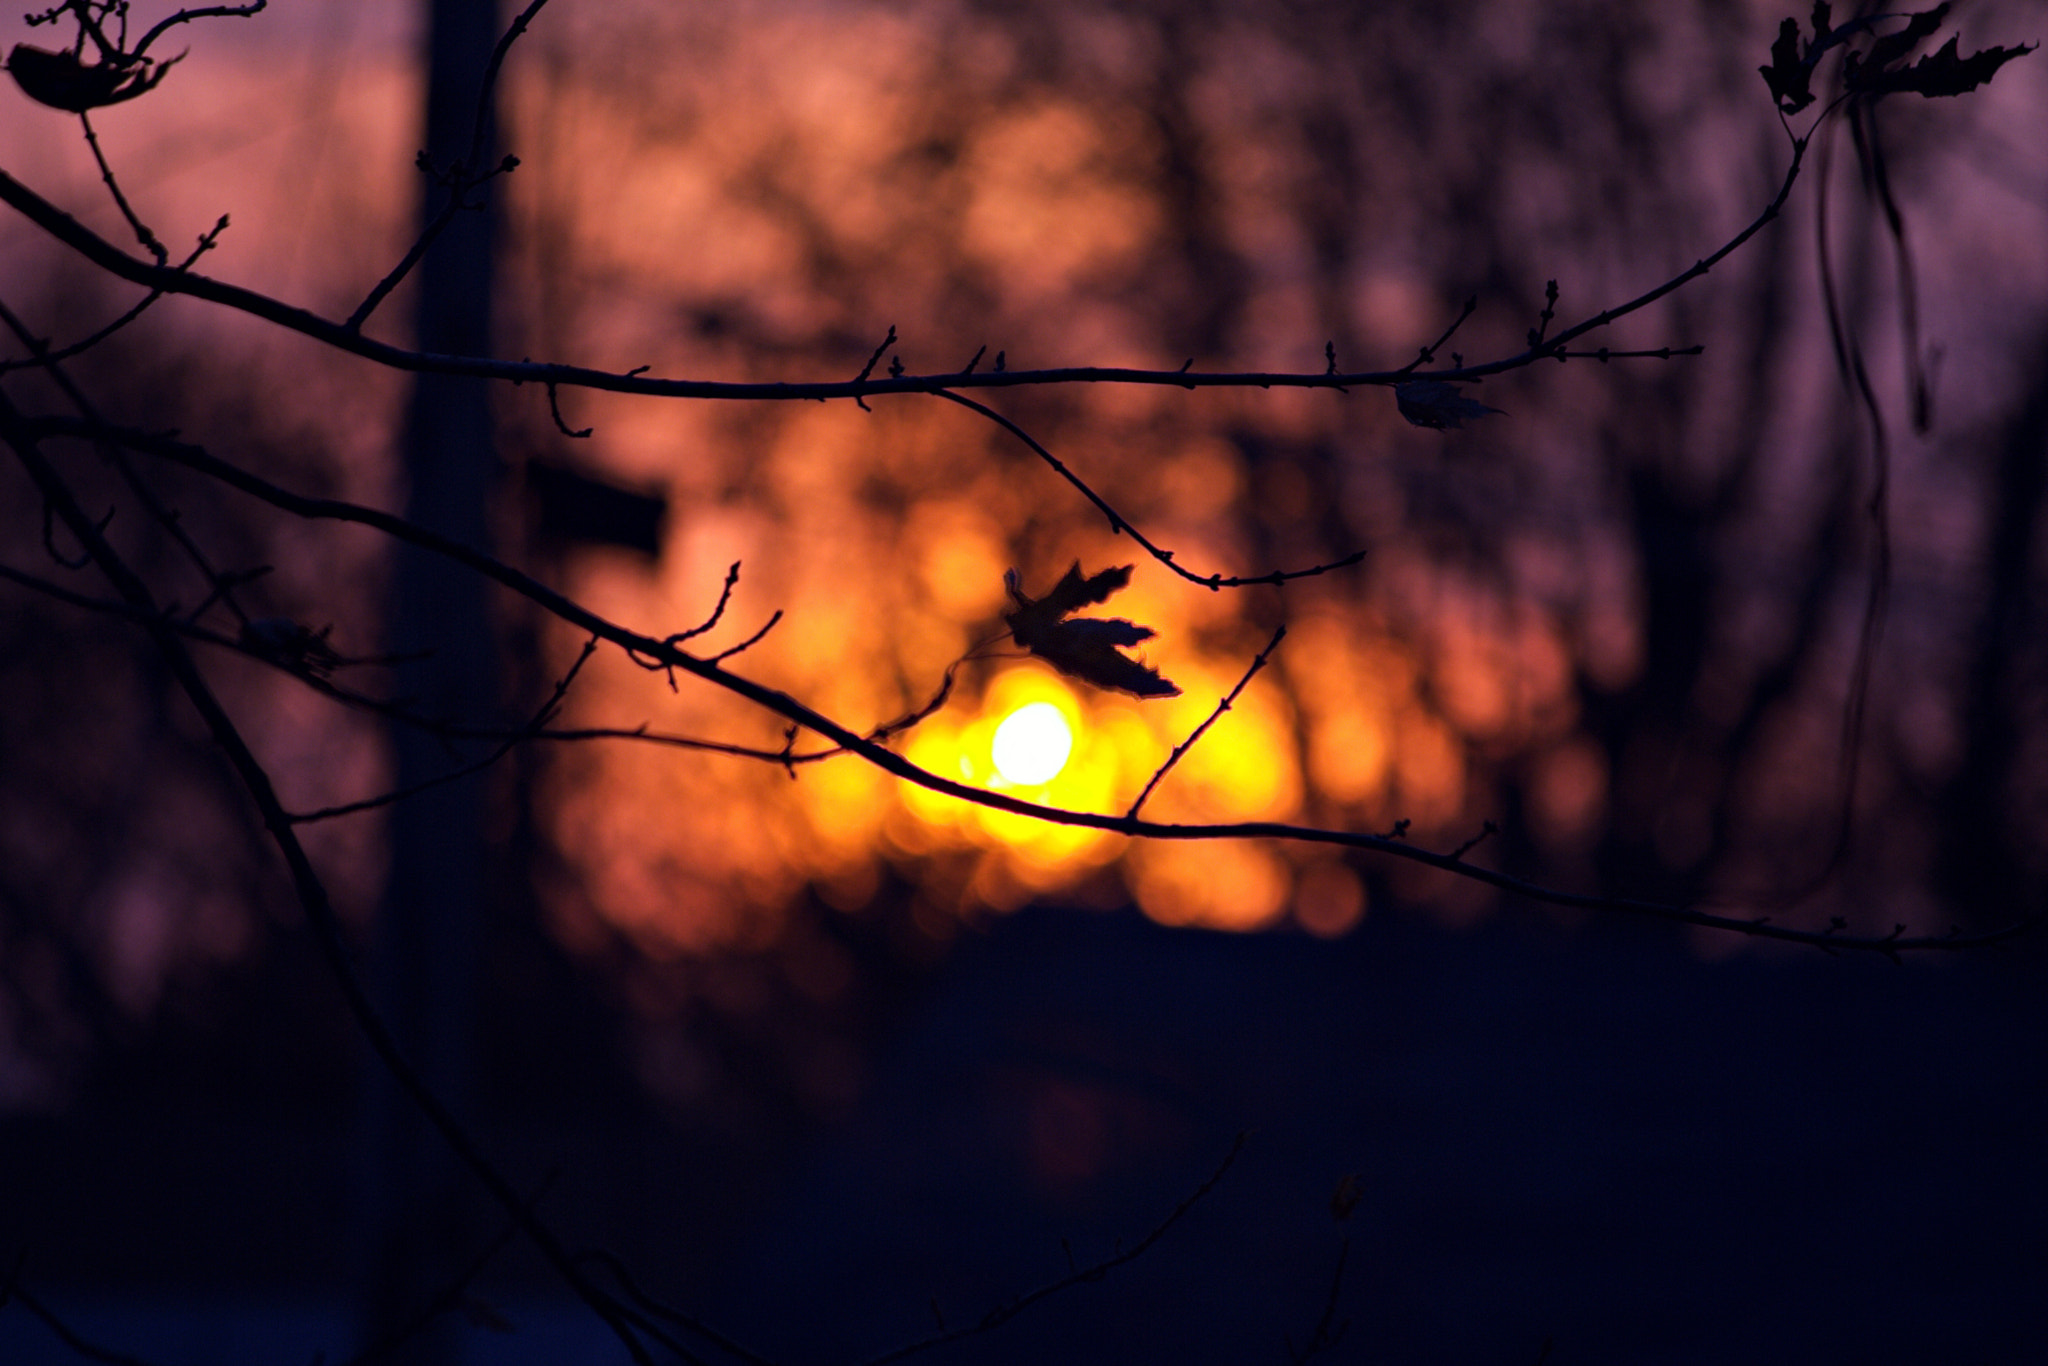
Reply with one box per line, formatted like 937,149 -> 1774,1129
1850,33 -> 2035,100
1003,563 -> 1180,698
1759,16 -> 1817,112
5,44 -> 179,112
1858,4 -> 1950,76
1395,380 -> 1504,430
1762,3 -> 2034,112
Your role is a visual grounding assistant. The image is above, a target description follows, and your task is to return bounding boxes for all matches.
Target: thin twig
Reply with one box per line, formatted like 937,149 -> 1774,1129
1398,294 -> 1477,372
667,562 -> 743,643
1285,1239 -> 1351,1365
78,110 -> 163,263
929,390 -> 1365,589
1127,625 -> 1286,818
546,381 -> 593,437
707,609 -> 783,665
131,2 -> 269,61
861,1134 -> 1249,1366
852,324 -> 898,410
339,1172 -> 553,1366
1448,819 -> 1499,863
1,1272 -> 155,1366
286,636 -> 599,824
1786,109 -> 1892,902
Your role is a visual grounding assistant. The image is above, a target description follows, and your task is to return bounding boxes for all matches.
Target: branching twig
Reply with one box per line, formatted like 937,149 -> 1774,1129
286,636 -> 598,824
50,412 -> 2040,955
0,214 -> 228,374
342,0 -> 550,332
0,295 -> 256,627
0,391 -> 656,1366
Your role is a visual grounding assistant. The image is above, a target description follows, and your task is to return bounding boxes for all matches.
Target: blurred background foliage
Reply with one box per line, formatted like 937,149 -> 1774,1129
1,0 -> 2044,1129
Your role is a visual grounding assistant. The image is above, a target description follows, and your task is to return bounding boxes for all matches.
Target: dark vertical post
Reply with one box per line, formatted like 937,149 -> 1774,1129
360,2 -> 502,1361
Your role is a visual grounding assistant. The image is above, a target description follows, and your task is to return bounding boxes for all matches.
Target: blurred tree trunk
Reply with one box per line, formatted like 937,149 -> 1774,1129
359,1 -> 502,1362
1937,328 -> 2048,920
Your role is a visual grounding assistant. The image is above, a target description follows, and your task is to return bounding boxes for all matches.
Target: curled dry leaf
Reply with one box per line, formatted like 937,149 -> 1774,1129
1003,562 -> 1180,698
5,44 -> 182,112
1394,380 -> 1505,430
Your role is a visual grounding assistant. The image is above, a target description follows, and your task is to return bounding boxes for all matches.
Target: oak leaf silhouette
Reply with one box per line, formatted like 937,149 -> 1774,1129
1003,563 -> 1180,698
1848,33 -> 2035,100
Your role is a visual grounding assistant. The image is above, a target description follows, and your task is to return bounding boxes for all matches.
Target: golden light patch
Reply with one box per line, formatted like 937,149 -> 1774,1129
991,702 -> 1074,786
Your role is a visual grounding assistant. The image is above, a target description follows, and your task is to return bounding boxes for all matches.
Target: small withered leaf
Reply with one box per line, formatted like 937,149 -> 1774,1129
1759,17 -> 1816,112
1004,562 -> 1180,699
1395,380 -> 1505,431
6,44 -> 180,112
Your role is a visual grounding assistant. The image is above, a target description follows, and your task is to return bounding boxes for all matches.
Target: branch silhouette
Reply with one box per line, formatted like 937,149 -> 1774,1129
2,7 -> 2039,1365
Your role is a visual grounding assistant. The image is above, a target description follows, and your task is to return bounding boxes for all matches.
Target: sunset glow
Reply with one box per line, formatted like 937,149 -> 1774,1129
991,702 -> 1074,786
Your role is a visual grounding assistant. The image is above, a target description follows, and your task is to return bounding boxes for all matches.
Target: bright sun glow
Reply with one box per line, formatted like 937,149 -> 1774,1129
990,701 -> 1074,786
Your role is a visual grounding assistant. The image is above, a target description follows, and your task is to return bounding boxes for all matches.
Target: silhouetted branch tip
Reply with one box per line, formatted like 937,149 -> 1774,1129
1127,624 -> 1285,818
853,324 -> 898,409
547,381 -> 593,438
708,608 -> 783,665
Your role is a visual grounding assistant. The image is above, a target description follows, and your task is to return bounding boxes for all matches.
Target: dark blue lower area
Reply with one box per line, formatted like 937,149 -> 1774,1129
710,904 -> 2046,1365
4,901 -> 2043,1365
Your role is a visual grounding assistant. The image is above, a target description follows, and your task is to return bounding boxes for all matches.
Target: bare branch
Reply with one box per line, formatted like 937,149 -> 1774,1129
0,128 -> 1808,401
57,413 -> 2038,954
